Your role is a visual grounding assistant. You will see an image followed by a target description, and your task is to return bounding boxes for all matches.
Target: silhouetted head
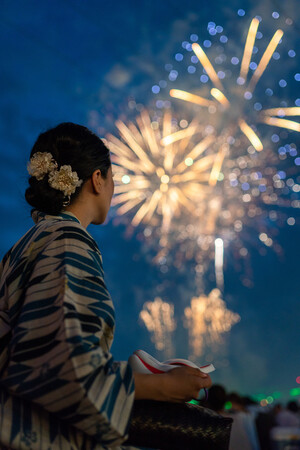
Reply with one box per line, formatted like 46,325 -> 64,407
207,384 -> 227,411
287,401 -> 299,413
25,122 -> 111,215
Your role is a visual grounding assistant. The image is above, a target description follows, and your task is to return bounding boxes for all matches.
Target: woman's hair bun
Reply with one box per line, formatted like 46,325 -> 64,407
25,122 -> 111,215
25,175 -> 65,215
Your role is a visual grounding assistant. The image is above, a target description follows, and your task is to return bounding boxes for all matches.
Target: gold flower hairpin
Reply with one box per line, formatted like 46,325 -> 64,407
27,152 -> 83,197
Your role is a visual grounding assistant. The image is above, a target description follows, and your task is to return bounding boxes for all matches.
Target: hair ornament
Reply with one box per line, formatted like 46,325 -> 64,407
28,152 -> 83,197
48,165 -> 83,196
27,152 -> 57,180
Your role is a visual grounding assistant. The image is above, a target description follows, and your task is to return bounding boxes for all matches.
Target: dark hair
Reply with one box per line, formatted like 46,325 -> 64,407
287,401 -> 299,413
227,392 -> 244,406
206,384 -> 227,412
25,122 -> 111,215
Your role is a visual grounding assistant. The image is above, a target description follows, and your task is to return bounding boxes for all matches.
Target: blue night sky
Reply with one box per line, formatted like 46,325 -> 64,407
0,0 -> 299,403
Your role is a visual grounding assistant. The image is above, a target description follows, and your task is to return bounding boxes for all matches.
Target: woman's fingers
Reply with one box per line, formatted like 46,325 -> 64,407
160,367 -> 212,402
190,372 -> 212,399
180,366 -> 211,380
193,374 -> 212,398
193,367 -> 210,378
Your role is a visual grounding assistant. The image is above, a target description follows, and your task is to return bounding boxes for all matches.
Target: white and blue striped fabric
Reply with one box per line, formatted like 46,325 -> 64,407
0,211 -> 137,449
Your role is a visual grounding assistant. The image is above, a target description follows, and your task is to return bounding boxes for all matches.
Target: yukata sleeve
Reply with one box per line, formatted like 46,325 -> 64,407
4,225 -> 135,448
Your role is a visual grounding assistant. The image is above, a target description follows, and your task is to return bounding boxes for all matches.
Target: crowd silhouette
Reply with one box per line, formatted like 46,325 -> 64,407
202,384 -> 300,450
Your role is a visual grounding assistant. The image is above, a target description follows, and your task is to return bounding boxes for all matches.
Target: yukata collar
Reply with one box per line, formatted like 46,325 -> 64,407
32,210 -> 101,253
32,210 -> 81,225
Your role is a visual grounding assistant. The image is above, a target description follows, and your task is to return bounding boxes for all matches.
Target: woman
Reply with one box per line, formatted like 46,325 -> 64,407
0,123 -> 211,449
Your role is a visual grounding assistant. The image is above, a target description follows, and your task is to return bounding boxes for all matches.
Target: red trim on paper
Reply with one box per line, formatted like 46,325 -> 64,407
136,354 -> 165,374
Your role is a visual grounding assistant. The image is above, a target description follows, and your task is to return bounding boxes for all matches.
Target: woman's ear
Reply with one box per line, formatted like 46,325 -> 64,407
91,169 -> 103,194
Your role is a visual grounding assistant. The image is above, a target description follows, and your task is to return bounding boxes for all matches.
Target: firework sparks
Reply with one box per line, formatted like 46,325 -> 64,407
153,135 -> 300,286
93,16 -> 300,276
184,289 -> 240,357
169,17 -> 300,180
140,297 -> 176,357
107,109 -> 218,231
106,100 -> 299,277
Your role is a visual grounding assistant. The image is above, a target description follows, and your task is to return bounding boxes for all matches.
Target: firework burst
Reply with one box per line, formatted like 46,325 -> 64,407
97,16 -> 300,283
169,17 -> 300,181
106,109 -> 222,232
139,297 -> 176,357
105,106 -> 299,282
184,289 -> 240,358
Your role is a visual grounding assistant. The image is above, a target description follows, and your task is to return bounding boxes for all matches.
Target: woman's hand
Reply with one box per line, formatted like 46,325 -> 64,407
160,366 -> 212,402
133,366 -> 212,403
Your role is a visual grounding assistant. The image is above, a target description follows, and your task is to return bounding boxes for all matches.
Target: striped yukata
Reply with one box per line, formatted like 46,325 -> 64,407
0,211 -> 138,449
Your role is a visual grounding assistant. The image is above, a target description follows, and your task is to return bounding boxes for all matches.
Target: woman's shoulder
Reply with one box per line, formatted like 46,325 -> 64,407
1,215 -> 100,273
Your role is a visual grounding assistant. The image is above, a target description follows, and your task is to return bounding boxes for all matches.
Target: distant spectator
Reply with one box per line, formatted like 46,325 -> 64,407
255,404 -> 278,450
272,403 -> 283,417
205,387 -> 260,450
205,384 -> 227,413
225,393 -> 260,450
276,401 -> 300,427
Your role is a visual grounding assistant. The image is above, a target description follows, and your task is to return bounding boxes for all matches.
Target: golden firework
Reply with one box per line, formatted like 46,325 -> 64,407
170,18 -> 300,178
140,297 -> 176,357
184,289 -> 240,357
107,109 -> 219,231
